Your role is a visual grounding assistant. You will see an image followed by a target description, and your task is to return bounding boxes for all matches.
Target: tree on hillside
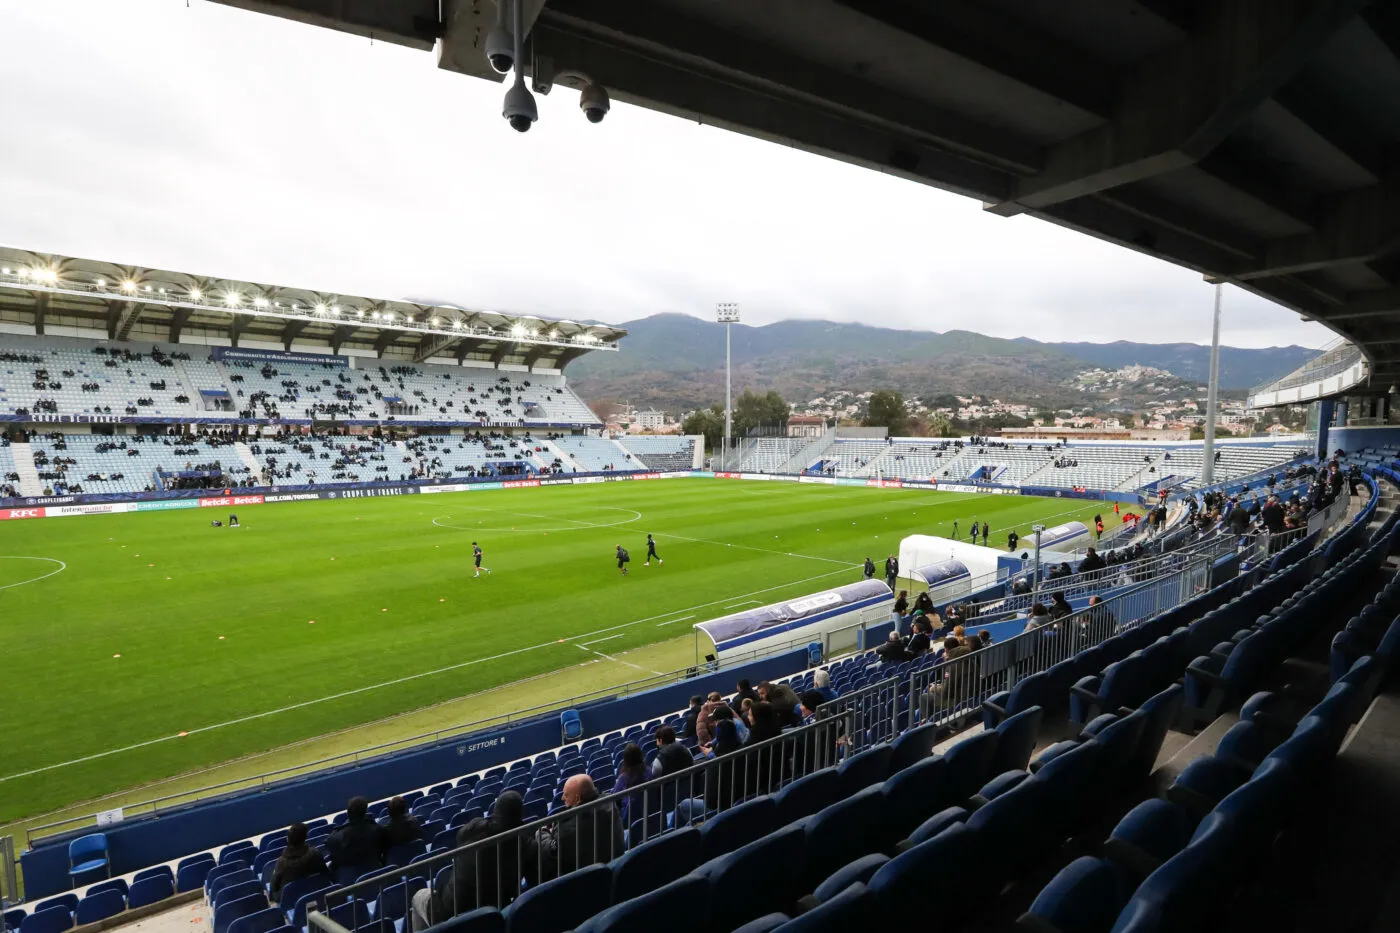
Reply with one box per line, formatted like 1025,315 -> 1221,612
682,405 -> 726,450
863,390 -> 910,436
590,397 -> 625,424
734,390 -> 790,436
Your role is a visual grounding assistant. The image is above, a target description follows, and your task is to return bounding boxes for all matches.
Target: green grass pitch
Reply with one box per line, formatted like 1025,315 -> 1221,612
0,479 -> 1118,824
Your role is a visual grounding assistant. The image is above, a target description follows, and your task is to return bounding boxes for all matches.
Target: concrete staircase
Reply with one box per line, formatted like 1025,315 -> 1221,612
233,442 -> 263,480
10,442 -> 45,496
541,440 -> 586,473
778,427 -> 838,474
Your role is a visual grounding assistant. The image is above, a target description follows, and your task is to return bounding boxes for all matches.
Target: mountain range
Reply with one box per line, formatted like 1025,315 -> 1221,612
565,314 -> 1319,413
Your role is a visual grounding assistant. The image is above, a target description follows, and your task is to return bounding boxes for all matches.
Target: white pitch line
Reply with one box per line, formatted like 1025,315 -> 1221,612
655,615 -> 696,627
580,634 -> 623,647
724,600 -> 762,611
575,644 -> 664,676
0,556 -> 68,591
0,565 -> 854,783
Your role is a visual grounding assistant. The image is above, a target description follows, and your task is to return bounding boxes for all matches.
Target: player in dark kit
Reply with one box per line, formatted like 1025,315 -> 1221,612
473,541 -> 491,578
616,545 -> 631,576
644,534 -> 662,567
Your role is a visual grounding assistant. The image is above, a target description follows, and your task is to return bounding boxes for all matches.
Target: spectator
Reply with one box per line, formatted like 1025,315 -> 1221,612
893,589 -> 909,619
650,725 -> 692,777
1087,595 -> 1117,631
1079,547 -> 1106,573
328,796 -> 385,876
813,669 -> 839,703
611,743 -> 647,826
940,635 -> 971,663
758,680 -> 801,726
270,822 -> 328,900
952,624 -> 968,646
1049,591 -> 1073,620
746,701 -> 783,745
906,619 -> 932,657
535,775 -> 624,881
1026,602 -> 1052,628
696,691 -> 726,745
735,678 -> 758,706
681,696 -> 704,739
413,791 -> 528,928
382,796 -> 424,851
977,630 -> 993,649
877,630 -> 909,663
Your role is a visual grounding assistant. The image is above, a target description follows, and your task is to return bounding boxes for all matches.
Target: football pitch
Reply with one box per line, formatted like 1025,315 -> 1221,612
0,479 -> 1119,826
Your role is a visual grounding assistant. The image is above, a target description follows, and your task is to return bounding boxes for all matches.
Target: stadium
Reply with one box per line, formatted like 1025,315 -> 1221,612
2,3 -> 1400,933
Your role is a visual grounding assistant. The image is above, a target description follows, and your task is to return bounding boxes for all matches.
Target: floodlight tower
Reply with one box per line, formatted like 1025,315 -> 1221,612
717,302 -> 740,468
1202,284 -> 1223,487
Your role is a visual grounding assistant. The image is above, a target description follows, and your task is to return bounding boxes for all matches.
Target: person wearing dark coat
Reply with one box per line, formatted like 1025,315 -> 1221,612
270,822 -> 329,900
680,695 -> 704,739
1078,548 -> 1106,573
412,791 -> 528,930
649,725 -> 693,777
328,796 -> 386,879
381,796 -> 425,852
863,557 -> 876,580
535,776 -> 625,882
759,681 -> 801,726
735,679 -> 759,707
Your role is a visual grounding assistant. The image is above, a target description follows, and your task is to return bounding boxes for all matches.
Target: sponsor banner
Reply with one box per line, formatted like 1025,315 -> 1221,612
937,483 -> 977,494
22,495 -> 76,506
471,483 -> 504,492
690,472 -> 715,479
631,473 -> 662,481
660,472 -> 693,479
502,479 -> 541,489
212,346 -> 348,368
263,493 -> 322,503
0,507 -> 46,520
325,487 -> 418,499
865,479 -> 903,489
714,472 -> 742,479
739,473 -> 772,481
540,478 -> 575,486
799,476 -> 835,485
50,503 -> 133,517
420,485 -> 471,495
573,476 -> 605,485
199,495 -> 266,508
990,488 -> 1021,496
836,477 -> 867,487
135,500 -> 199,512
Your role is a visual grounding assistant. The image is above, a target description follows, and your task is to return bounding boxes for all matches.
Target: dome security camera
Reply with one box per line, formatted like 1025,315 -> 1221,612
580,83 -> 610,124
485,25 -> 514,74
503,81 -> 538,132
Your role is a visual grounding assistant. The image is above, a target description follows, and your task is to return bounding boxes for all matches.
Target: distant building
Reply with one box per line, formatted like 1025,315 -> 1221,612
788,415 -> 826,438
635,409 -> 666,430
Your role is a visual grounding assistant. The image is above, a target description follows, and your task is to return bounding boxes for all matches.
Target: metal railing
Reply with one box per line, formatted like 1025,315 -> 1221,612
910,562 -> 1210,726
26,636 -> 822,845
305,715 -> 853,930
0,836 -> 17,905
1250,339 -> 1359,394
820,676 -> 899,749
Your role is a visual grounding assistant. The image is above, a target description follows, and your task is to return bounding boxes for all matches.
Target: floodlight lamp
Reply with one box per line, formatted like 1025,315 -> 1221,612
158,287 -> 166,294
356,309 -> 364,318
121,280 -> 136,292
1,268 -> 10,275
371,311 -> 381,321
330,305 -> 339,314
431,317 -> 440,326
41,268 -> 58,283
190,288 -> 202,300
225,292 -> 240,306
253,297 -> 269,308
144,285 -> 152,292
452,320 -> 462,328
94,277 -> 105,286
315,303 -> 327,314
17,267 -> 29,278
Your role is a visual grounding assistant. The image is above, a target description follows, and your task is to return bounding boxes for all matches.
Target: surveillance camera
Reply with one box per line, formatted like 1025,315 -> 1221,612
503,82 -> 537,132
485,25 -> 514,74
579,83 -> 610,124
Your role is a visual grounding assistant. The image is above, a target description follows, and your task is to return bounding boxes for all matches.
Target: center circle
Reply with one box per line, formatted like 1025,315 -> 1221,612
0,556 -> 68,591
432,505 -> 643,534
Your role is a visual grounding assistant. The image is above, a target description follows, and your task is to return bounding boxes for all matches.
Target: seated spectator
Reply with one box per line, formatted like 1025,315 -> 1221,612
906,619 -> 932,657
1049,591 -> 1074,620
1026,603 -> 1052,628
1079,547 -> 1106,573
813,668 -> 839,702
877,630 -> 909,663
758,680 -> 801,726
270,822 -> 328,900
696,691 -> 726,745
535,775 -> 624,881
650,725 -> 692,777
735,678 -> 758,706
412,791 -> 527,929
328,796 -> 385,876
952,624 -> 968,646
798,690 -> 826,725
746,701 -> 783,745
681,695 -> 703,739
382,795 -> 424,850
940,635 -> 971,662
977,629 -> 993,648
612,743 -> 647,825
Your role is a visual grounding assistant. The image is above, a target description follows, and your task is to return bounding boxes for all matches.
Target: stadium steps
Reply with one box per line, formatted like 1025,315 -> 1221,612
393,440 -> 423,475
11,440 -> 44,496
608,437 -> 645,469
1017,459 -> 1057,485
541,439 -> 585,473
855,447 -> 897,477
232,442 -> 262,478
778,427 -> 837,473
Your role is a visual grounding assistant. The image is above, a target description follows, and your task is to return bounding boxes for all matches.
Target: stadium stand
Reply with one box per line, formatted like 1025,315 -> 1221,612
551,436 -> 638,473
614,436 -> 696,472
27,433 -> 255,495
10,454 -> 1381,933
735,437 -> 808,473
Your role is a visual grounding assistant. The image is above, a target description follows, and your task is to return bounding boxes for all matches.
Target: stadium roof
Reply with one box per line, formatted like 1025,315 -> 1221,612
212,0 -> 1400,386
0,245 -> 624,368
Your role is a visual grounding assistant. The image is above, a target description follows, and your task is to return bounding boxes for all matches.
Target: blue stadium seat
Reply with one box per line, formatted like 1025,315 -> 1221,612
177,855 -> 217,893
697,825 -> 805,933
560,710 -> 584,743
990,705 -> 1044,774
1102,799 -> 1197,881
881,755 -> 951,832
903,806 -> 969,848
835,744 -> 892,796
576,873 -> 710,933
1110,812 -> 1241,933
771,882 -> 870,933
1017,856 -> 1131,933
424,907 -> 504,933
1126,685 -> 1184,785
798,784 -> 888,889
809,854 -> 889,904
85,879 -> 128,901
34,897 -> 76,917
887,722 -> 937,773
503,864 -> 611,933
19,910 -> 73,933
73,892 -> 124,927
982,671 -> 1049,728
214,880 -> 265,912
227,909 -> 287,933
941,729 -> 999,802
129,868 -> 177,902
277,873 -> 332,916
214,895 -> 269,933
1069,654 -> 1144,730
209,869 -> 257,905
867,823 -> 989,929
611,826 -> 702,903
371,879 -> 425,930
699,795 -> 778,859
205,861 -> 251,897
773,768 -> 839,825
67,834 -> 109,881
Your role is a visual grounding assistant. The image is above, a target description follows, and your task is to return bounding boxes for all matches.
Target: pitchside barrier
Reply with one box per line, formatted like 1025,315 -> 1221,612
18,645 -> 812,898
910,559 -> 1212,727
304,714 -> 853,931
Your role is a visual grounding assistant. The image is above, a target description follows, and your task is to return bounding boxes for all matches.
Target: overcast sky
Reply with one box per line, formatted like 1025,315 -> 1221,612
0,0 -> 1334,350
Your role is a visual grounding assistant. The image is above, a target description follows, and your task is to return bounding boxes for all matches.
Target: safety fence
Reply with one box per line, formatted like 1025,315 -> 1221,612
304,715 -> 852,932
909,561 -> 1210,726
1,836 -> 17,905
819,676 -> 900,748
